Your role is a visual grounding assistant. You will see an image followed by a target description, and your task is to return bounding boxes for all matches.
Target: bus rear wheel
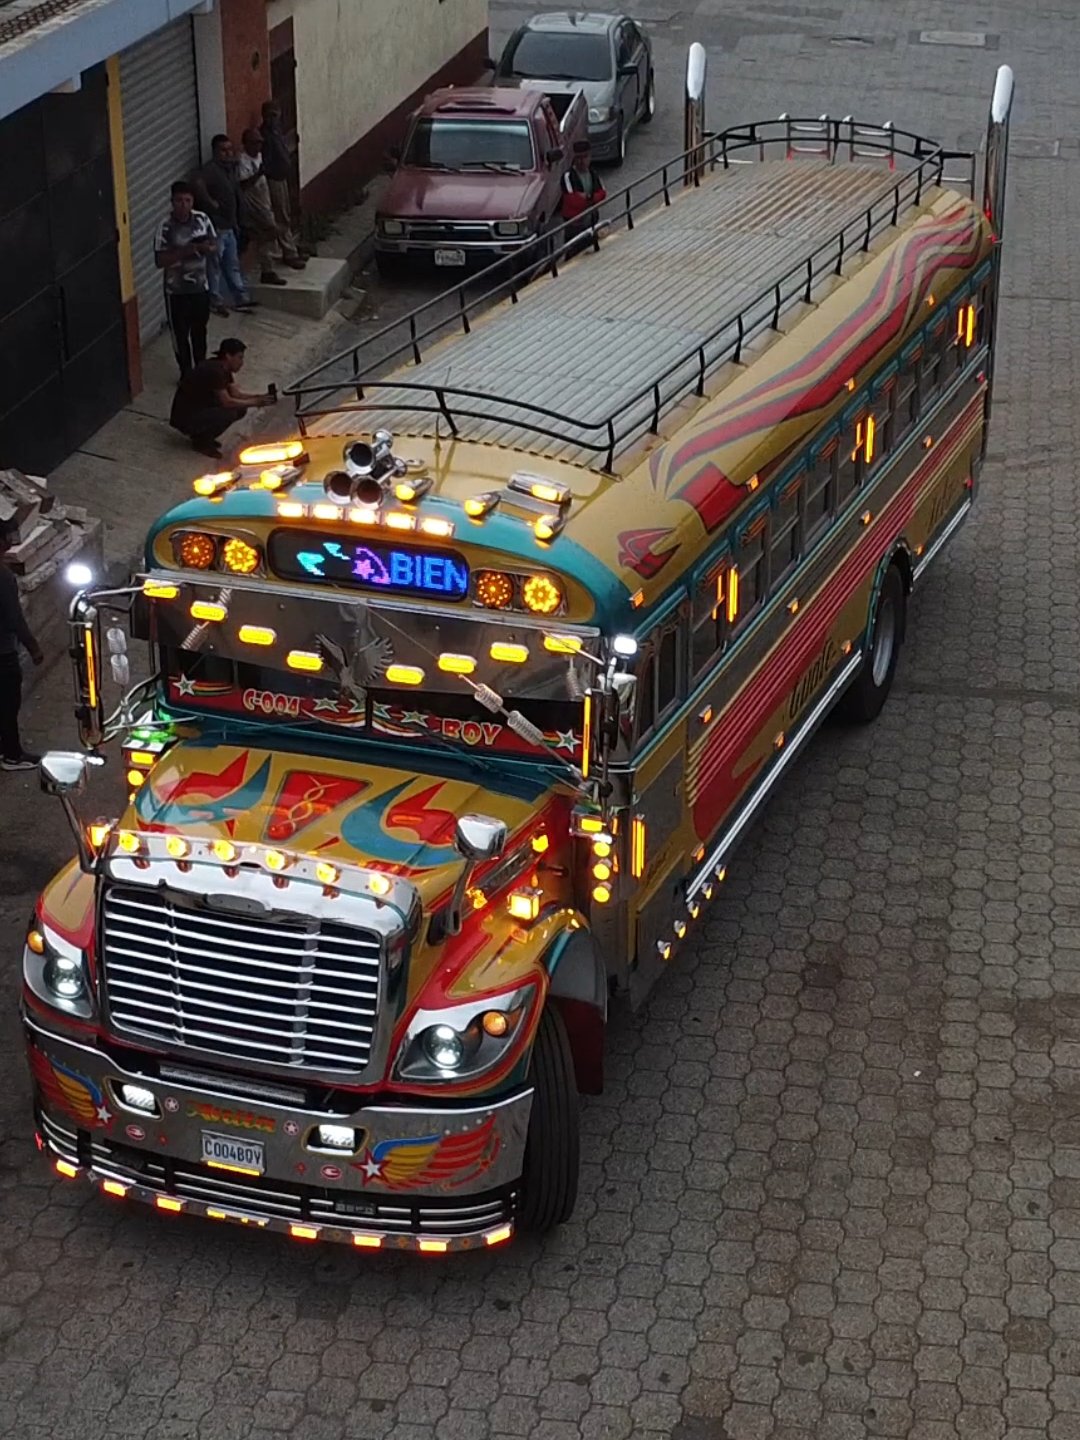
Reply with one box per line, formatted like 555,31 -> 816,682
518,1005 -> 579,1232
838,563 -> 906,723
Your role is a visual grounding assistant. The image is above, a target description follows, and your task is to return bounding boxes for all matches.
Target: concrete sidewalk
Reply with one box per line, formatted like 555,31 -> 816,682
47,190 -> 380,583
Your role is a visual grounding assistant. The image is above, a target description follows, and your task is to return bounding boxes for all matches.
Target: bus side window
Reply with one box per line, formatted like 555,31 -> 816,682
804,443 -> 836,539
920,319 -> 948,403
895,358 -> 918,440
770,478 -> 801,588
836,416 -> 861,505
691,561 -> 725,677
734,519 -> 766,626
634,650 -> 656,743
875,381 -> 896,456
657,624 -> 680,717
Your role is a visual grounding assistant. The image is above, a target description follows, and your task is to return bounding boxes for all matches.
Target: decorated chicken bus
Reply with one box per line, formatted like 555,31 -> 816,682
25,68 -> 1013,1251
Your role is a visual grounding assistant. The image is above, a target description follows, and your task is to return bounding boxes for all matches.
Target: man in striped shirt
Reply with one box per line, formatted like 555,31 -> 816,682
154,180 -> 218,376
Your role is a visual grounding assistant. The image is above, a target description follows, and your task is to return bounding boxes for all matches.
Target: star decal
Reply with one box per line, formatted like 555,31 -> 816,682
552,729 -> 578,753
399,710 -> 430,728
312,696 -> 345,713
176,676 -> 196,696
357,1154 -> 383,1181
96,1103 -> 113,1125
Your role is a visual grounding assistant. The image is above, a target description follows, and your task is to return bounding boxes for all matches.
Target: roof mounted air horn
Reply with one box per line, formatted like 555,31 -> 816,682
323,429 -> 409,506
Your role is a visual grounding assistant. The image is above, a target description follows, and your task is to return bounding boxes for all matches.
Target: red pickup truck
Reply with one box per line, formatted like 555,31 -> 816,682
375,86 -> 589,278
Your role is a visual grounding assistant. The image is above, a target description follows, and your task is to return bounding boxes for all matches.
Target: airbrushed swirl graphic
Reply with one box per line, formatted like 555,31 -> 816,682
136,750 -> 272,828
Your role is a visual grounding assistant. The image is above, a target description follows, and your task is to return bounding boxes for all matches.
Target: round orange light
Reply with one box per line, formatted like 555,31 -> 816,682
475,570 -> 514,609
166,836 -> 190,859
178,532 -> 216,570
522,574 -> 562,616
592,883 -> 612,904
592,861 -> 612,882
222,538 -> 259,575
264,849 -> 288,872
27,929 -> 45,956
482,1011 -> 509,1038
212,839 -> 237,863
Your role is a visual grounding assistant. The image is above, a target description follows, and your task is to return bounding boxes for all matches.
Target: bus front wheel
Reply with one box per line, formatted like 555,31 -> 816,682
838,563 -> 906,723
518,1005 -> 580,1232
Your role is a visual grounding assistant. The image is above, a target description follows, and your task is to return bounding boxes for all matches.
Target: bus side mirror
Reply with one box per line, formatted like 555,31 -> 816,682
40,751 -> 90,797
430,815 -> 508,944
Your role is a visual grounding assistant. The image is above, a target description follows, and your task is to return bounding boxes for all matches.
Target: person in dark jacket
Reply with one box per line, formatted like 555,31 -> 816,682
560,139 -> 607,253
169,337 -> 277,459
196,135 -> 255,317
0,525 -> 44,771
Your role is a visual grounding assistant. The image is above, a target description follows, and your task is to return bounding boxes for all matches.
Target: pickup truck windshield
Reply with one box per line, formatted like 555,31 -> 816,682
404,119 -> 535,171
504,32 -> 613,83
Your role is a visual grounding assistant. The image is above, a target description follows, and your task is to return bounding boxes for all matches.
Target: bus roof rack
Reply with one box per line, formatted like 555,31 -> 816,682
287,116 -> 978,475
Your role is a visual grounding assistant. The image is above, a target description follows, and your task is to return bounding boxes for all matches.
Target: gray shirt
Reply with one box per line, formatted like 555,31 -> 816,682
153,208 -> 216,295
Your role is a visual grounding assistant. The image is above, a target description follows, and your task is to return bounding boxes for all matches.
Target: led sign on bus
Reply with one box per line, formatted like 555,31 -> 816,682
269,530 -> 469,601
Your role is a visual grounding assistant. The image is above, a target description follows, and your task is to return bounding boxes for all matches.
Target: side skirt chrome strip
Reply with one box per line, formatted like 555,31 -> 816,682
912,497 -> 972,585
686,652 -> 863,905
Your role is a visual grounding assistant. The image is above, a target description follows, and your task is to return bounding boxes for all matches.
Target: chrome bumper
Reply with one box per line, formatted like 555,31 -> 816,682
26,1019 -> 531,1253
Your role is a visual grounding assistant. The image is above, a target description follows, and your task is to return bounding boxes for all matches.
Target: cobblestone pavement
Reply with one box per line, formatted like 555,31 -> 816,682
1,2 -> 1076,1437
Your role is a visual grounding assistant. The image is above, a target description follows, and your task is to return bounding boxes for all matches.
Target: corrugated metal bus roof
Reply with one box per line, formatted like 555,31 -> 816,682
309,158 -> 916,470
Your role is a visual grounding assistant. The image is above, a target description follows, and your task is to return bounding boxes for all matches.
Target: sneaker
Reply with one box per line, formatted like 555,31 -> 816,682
192,438 -> 223,459
1,752 -> 40,772
211,303 -> 230,318
234,300 -> 258,313
283,257 -> 307,270
261,270 -> 288,286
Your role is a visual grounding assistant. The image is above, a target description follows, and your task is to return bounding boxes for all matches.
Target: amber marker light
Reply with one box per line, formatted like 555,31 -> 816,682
420,517 -> 454,538
491,641 -> 529,664
126,770 -> 145,789
238,625 -> 276,646
312,503 -> 341,521
508,888 -> 541,922
484,1224 -> 513,1247
264,849 -> 288,872
353,1233 -> 383,1249
27,929 -> 45,955
476,571 -> 514,609
592,884 -> 612,904
385,511 -> 416,531
316,861 -> 340,886
437,653 -> 476,675
212,839 -> 237,863
179,533 -> 216,569
156,1196 -> 184,1213
55,1159 -> 79,1179
190,601 -> 227,623
277,501 -> 305,518
531,833 -> 550,854
239,440 -> 306,466
143,580 -> 178,599
102,1180 -> 128,1198
88,822 -> 111,850
287,650 -> 323,673
543,633 -> 581,654
418,1238 -> 449,1254
222,538 -> 259,575
522,575 -> 561,615
290,1224 -> 320,1241
482,1011 -> 510,1038
166,836 -> 190,860
117,830 -> 140,853
368,873 -> 393,897
385,664 -> 424,686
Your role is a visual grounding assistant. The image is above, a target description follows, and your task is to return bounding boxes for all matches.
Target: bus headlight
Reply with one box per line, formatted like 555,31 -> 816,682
393,985 -> 536,1083
24,919 -> 94,1019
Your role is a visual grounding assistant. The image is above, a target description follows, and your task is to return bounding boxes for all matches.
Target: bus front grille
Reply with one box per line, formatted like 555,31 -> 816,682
101,885 -> 381,1075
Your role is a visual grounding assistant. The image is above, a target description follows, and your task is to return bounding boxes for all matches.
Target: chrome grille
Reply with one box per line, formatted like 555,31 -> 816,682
101,885 -> 381,1074
405,221 -> 494,242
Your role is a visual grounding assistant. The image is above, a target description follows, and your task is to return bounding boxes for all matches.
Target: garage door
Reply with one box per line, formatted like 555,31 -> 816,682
119,17 -> 201,342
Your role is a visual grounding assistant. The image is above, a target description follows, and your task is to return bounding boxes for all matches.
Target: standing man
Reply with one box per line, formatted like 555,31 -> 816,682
237,130 -> 305,285
154,180 -> 217,375
195,135 -> 255,317
260,101 -> 308,257
560,139 -> 607,244
169,337 -> 277,460
0,524 -> 44,772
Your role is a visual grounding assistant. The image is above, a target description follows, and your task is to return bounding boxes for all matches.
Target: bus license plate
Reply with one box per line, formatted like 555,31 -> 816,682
434,248 -> 466,267
201,1131 -> 265,1175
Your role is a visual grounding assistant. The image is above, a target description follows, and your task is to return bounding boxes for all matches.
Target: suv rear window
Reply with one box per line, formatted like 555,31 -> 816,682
504,31 -> 613,83
405,119 -> 534,170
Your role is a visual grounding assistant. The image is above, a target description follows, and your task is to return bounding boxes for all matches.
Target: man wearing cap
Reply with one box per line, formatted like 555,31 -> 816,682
168,337 -> 278,460
560,139 -> 607,252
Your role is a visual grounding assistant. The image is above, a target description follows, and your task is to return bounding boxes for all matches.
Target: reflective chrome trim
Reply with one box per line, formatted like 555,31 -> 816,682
686,653 -> 863,904
912,497 -> 972,584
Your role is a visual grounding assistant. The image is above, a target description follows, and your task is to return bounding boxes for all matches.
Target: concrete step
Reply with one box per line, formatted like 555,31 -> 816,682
245,256 -> 351,320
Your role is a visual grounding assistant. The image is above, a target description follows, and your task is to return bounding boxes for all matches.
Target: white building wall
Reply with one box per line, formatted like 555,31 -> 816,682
266,0 -> 488,187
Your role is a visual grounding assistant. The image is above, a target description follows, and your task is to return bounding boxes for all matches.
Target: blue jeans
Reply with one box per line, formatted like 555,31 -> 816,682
208,227 -> 250,307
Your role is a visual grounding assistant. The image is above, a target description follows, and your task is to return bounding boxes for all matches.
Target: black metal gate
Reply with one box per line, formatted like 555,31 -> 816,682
0,63 -> 128,475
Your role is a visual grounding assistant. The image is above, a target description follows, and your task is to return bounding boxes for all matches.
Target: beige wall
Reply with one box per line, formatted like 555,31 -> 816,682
266,0 -> 488,187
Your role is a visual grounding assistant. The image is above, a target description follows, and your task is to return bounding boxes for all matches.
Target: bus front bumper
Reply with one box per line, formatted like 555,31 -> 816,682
26,1018 -> 531,1253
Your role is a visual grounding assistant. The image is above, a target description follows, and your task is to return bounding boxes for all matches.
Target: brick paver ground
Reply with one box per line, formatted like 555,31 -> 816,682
1,2 -> 1075,1437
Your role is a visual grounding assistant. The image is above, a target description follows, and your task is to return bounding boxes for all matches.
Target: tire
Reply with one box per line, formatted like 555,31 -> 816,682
837,563 -> 906,723
611,117 -> 627,167
641,71 -> 656,124
518,1005 -> 580,1232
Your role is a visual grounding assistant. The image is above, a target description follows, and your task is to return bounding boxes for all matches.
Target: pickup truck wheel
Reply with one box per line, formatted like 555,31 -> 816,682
518,1005 -> 580,1232
611,117 -> 627,167
641,71 -> 656,124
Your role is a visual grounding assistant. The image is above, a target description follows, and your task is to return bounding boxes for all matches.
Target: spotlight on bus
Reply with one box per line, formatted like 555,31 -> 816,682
612,635 -> 638,658
66,563 -> 93,587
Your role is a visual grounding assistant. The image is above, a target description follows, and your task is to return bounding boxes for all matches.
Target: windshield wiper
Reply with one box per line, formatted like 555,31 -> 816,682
459,161 -> 524,172
514,71 -> 580,81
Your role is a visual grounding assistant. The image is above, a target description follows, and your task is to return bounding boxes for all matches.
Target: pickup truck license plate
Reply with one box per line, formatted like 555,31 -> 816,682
434,247 -> 466,267
201,1131 -> 265,1175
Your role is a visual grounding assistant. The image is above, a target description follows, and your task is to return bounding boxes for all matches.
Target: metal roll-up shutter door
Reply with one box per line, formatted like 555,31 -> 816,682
120,18 -> 201,342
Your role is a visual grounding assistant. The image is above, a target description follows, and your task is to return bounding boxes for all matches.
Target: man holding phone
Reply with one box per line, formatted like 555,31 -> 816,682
169,337 -> 277,459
